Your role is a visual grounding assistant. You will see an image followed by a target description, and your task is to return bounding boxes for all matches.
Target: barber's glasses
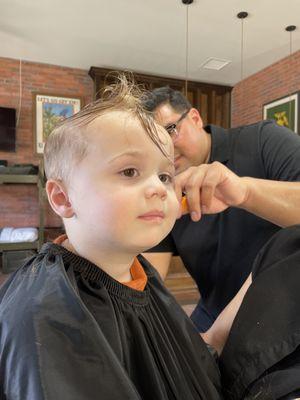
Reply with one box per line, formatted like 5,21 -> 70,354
164,109 -> 190,137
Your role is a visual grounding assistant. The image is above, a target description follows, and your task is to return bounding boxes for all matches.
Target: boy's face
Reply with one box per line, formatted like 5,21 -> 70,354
67,111 -> 179,255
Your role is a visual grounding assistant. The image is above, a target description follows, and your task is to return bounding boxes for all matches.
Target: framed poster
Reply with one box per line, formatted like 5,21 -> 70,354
263,92 -> 299,134
33,93 -> 81,154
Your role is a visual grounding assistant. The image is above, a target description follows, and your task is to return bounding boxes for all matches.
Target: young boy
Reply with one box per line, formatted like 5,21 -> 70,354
0,77 -> 222,400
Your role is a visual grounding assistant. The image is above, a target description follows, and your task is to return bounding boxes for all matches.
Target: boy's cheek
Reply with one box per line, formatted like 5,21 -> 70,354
169,194 -> 180,220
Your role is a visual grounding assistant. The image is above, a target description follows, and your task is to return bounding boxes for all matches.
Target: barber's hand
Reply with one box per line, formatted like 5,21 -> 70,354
176,162 -> 249,221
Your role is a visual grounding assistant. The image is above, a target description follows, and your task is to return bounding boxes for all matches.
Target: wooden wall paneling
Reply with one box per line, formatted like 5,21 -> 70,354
223,91 -> 231,128
215,93 -> 223,126
151,80 -> 182,92
186,88 -> 196,107
195,88 -> 201,112
209,90 -> 216,125
89,67 -> 232,128
199,92 -> 208,126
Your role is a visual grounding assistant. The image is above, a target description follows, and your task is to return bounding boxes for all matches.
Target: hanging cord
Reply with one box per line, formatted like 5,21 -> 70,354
185,3 -> 189,97
285,25 -> 296,131
182,0 -> 193,96
288,30 -> 292,128
240,18 -> 244,80
16,58 -> 22,128
237,12 -> 248,121
237,12 -> 248,81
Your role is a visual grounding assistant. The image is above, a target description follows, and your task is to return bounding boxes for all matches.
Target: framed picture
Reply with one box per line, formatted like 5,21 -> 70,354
263,92 -> 299,134
33,93 -> 82,154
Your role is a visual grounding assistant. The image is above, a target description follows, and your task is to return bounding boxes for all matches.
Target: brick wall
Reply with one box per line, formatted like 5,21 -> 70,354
231,50 -> 300,127
0,57 -> 93,227
2,52 -> 300,228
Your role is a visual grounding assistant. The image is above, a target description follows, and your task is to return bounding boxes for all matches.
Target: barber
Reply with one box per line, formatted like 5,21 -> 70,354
142,87 -> 300,332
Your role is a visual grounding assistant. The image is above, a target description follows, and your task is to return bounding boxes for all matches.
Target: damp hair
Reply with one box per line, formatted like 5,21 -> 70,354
141,86 -> 192,113
44,73 -> 170,183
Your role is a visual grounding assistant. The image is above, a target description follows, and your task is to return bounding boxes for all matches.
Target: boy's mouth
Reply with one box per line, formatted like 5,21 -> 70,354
138,210 -> 165,221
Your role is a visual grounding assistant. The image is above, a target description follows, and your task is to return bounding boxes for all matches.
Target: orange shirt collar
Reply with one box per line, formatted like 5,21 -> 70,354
53,234 -> 147,291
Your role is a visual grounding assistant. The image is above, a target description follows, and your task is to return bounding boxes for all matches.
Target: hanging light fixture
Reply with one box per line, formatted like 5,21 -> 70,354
285,25 -> 296,55
237,11 -> 248,81
182,0 -> 193,96
285,25 -> 297,130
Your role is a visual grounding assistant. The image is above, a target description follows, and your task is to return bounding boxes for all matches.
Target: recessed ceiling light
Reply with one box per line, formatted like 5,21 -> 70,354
200,57 -> 231,71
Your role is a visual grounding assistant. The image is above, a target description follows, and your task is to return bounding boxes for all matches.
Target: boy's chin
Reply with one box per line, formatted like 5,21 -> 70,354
127,227 -> 174,254
134,238 -> 167,254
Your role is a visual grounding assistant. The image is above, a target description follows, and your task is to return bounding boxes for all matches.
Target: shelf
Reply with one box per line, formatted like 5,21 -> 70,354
0,241 -> 39,251
0,174 -> 39,184
1,163 -> 45,257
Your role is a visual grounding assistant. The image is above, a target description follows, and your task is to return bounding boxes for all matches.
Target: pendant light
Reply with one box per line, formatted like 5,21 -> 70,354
237,11 -> 248,81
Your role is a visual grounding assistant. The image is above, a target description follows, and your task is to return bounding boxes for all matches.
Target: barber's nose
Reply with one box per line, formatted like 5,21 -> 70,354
145,177 -> 167,200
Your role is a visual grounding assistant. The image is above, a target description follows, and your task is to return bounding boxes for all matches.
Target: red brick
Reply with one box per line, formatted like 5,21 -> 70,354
232,50 -> 300,127
0,57 -> 93,228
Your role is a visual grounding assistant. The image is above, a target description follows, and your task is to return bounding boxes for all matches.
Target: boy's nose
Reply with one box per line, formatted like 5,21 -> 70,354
145,178 -> 167,200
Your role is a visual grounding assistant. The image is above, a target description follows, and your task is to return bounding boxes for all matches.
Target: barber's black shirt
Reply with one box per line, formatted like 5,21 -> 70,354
149,121 -> 300,331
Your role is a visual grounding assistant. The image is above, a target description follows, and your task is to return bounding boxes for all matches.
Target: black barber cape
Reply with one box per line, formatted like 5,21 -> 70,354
220,225 -> 300,400
0,243 -> 222,400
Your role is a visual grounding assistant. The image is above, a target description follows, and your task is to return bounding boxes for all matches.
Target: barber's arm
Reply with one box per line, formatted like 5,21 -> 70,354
176,162 -> 300,228
201,273 -> 252,355
238,177 -> 300,227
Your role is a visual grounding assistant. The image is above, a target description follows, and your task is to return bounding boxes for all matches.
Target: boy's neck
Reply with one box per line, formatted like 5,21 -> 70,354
62,238 -> 133,282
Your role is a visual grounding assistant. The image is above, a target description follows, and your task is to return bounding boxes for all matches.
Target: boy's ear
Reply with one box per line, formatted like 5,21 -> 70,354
189,108 -> 203,129
46,179 -> 74,218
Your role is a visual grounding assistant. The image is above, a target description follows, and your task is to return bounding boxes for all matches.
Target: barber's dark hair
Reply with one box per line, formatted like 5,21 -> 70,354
142,86 -> 192,113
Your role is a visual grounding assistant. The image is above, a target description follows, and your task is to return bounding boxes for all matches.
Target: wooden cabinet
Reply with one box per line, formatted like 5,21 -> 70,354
89,67 -> 232,128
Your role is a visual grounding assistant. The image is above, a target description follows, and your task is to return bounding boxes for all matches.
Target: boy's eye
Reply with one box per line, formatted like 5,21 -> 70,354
121,168 -> 139,178
159,173 -> 173,184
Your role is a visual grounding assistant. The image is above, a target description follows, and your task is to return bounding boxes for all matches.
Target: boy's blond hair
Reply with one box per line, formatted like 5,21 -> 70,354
44,73 -> 169,183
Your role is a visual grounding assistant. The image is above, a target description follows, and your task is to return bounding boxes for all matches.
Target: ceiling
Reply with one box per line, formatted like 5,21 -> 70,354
1,0 -> 300,86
